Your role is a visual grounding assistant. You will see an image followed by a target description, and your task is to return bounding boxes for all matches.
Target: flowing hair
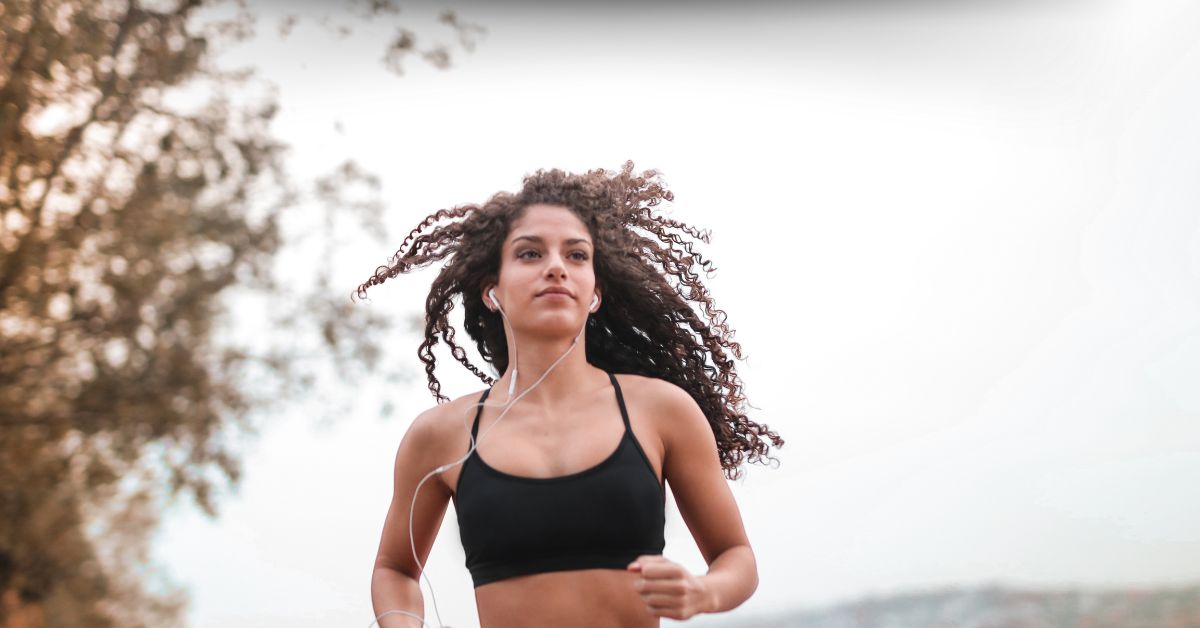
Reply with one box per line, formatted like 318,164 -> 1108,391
354,161 -> 781,478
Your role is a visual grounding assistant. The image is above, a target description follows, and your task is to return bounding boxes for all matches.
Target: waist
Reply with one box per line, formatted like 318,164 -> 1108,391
468,548 -> 664,588
474,568 -> 662,628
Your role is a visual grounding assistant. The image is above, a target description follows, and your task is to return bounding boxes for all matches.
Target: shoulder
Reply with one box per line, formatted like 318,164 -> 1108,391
615,373 -> 701,413
613,374 -> 713,445
401,388 -> 491,456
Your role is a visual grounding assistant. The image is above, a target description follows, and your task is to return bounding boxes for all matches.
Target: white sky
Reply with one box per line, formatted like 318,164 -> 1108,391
153,2 -> 1200,627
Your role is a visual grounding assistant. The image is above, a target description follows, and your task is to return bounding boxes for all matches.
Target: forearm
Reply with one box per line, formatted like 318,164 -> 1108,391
370,566 -> 425,628
698,545 -> 758,614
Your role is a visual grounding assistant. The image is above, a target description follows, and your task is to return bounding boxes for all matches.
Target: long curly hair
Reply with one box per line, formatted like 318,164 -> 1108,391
353,161 -> 782,478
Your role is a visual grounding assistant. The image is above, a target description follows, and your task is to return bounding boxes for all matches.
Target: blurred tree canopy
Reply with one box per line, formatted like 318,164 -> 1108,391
0,0 -> 482,625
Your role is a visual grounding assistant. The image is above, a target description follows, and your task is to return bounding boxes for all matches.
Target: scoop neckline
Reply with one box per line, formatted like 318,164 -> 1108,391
470,430 -> 629,483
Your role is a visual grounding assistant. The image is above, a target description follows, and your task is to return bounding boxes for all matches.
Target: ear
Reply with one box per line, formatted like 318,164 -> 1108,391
481,284 -> 497,311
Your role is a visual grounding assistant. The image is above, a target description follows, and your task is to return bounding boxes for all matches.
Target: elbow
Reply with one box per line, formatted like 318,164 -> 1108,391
735,543 -> 759,604
746,545 -> 759,594
705,544 -> 758,613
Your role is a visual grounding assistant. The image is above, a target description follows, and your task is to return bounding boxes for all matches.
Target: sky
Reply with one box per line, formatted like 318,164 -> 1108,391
152,1 -> 1200,627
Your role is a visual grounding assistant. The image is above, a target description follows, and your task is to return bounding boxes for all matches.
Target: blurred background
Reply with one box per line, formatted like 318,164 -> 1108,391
2,0 -> 1199,626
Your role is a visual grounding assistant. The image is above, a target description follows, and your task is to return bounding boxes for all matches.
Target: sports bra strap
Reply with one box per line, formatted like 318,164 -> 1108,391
607,372 -> 632,433
469,387 -> 490,442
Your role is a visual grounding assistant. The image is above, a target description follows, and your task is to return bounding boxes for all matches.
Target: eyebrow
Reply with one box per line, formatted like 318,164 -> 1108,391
510,235 -> 593,248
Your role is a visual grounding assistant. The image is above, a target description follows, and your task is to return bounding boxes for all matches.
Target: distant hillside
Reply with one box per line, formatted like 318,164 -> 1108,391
718,584 -> 1200,628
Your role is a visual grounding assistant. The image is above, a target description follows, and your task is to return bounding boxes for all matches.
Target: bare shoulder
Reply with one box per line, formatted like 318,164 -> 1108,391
613,373 -> 709,433
402,388 -> 491,455
614,373 -> 699,409
614,374 -> 720,475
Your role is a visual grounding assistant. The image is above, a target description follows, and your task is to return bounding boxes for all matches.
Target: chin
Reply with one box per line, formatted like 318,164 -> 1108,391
518,314 -> 586,337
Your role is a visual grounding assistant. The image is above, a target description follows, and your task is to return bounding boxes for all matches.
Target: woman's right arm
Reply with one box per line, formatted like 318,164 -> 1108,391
371,406 -> 454,628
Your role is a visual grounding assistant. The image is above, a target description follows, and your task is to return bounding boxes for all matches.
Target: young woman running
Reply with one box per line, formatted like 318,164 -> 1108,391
357,162 -> 782,627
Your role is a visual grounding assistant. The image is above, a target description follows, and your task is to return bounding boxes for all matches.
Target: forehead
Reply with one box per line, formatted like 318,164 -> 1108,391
507,204 -> 590,242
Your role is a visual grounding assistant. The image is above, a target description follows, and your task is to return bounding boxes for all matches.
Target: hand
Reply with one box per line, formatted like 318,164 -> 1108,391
627,554 -> 714,620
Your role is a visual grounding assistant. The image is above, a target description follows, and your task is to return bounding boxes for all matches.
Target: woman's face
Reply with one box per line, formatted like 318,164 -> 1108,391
486,204 -> 598,338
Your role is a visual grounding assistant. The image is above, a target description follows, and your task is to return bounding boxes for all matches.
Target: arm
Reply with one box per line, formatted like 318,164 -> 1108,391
371,407 -> 454,628
628,381 -> 758,619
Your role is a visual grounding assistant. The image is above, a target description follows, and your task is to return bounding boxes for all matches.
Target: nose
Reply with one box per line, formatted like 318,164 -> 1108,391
544,252 -> 567,279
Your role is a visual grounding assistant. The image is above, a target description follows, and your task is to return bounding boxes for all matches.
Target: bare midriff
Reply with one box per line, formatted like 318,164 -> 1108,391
474,568 -> 659,628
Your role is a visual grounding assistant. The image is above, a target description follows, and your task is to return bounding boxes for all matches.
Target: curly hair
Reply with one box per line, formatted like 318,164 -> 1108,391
353,161 -> 782,479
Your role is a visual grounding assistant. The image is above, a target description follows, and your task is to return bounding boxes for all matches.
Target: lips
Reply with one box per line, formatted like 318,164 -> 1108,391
536,287 -> 574,298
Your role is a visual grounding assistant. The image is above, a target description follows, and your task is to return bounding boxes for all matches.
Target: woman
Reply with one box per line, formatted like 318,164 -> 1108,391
358,162 -> 782,627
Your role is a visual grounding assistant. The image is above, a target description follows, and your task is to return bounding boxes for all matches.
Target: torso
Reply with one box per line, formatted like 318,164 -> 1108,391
431,372 -> 667,628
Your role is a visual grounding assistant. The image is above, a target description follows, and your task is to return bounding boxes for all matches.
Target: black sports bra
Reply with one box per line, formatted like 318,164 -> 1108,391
453,372 -> 666,588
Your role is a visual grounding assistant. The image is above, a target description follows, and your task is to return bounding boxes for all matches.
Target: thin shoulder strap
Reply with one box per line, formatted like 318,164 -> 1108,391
470,387 -> 491,441
607,372 -> 632,432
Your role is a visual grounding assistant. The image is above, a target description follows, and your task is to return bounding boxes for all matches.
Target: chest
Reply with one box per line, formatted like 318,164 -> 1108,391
440,402 -> 663,497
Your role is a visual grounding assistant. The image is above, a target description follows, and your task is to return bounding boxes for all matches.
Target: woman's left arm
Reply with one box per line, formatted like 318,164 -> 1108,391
627,381 -> 758,619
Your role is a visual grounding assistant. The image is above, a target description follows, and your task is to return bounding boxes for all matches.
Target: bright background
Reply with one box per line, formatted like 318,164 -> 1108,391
153,1 -> 1200,626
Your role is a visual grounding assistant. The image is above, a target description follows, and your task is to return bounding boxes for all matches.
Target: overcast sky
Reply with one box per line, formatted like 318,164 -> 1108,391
152,1 -> 1200,627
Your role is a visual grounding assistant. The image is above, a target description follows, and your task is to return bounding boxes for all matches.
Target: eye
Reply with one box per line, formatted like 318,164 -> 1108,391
516,249 -> 541,259
569,251 -> 590,261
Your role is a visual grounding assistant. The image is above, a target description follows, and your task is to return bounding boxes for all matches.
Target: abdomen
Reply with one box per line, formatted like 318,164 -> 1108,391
474,568 -> 660,628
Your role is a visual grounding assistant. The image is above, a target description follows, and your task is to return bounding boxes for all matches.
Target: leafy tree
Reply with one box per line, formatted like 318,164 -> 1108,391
0,1 -> 482,625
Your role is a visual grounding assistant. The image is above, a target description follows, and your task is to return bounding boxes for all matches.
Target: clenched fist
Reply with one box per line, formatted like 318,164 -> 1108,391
627,555 -> 715,620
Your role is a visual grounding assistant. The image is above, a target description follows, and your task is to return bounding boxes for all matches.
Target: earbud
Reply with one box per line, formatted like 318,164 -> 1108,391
486,287 -> 517,396
590,294 -> 599,312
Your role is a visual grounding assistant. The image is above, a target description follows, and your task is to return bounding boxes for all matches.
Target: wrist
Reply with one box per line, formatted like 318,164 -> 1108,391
697,574 -> 719,614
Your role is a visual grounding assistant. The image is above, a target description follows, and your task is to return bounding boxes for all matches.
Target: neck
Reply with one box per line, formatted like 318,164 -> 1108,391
495,330 -> 601,407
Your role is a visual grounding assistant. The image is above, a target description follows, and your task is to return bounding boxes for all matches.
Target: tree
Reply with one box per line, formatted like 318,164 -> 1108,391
0,1 -> 482,625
